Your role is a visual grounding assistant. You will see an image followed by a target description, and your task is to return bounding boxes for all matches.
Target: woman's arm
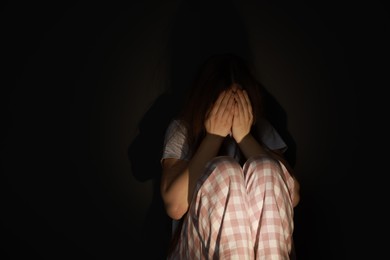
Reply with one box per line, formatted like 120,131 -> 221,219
161,89 -> 235,220
232,88 -> 271,159
161,134 -> 224,220
233,88 -> 300,207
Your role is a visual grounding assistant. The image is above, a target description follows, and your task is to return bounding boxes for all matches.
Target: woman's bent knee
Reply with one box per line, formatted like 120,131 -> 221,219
206,156 -> 241,172
200,156 -> 243,185
244,154 -> 281,172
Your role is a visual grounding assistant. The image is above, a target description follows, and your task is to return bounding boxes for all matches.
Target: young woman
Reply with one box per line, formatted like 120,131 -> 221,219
160,53 -> 300,259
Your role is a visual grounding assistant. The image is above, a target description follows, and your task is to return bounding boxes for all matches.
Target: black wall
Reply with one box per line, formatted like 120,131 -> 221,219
2,1 -> 387,259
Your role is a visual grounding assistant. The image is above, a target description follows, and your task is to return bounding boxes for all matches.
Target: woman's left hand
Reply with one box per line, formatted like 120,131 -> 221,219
232,88 -> 254,143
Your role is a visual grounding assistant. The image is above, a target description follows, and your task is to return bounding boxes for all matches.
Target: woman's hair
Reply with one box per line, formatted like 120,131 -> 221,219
177,53 -> 264,154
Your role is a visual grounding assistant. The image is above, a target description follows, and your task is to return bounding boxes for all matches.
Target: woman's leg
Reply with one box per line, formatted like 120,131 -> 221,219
172,156 -> 254,260
243,155 -> 295,259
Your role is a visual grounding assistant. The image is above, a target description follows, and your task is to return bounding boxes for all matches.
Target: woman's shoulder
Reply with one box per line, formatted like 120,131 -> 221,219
168,118 -> 185,129
166,118 -> 188,135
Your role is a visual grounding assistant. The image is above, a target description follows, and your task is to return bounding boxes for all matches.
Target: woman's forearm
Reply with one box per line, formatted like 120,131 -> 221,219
237,133 -> 269,159
162,133 -> 224,219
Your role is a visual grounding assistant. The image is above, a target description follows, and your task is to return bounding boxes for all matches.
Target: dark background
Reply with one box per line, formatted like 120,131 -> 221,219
2,1 -> 388,259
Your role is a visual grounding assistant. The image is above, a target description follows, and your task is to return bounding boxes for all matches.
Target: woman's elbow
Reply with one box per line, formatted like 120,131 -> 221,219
292,178 -> 300,207
292,192 -> 300,207
161,188 -> 187,219
165,203 -> 187,220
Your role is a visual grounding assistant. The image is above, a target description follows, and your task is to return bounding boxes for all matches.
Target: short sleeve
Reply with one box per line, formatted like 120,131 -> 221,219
161,120 -> 191,163
257,118 -> 288,153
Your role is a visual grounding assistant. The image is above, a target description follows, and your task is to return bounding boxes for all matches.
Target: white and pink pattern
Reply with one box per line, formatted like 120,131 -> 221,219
168,155 -> 295,260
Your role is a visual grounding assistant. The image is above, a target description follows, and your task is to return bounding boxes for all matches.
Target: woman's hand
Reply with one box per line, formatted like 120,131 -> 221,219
232,88 -> 254,143
205,89 -> 235,137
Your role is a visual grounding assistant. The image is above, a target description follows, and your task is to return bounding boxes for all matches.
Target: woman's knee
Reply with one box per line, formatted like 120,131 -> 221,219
207,156 -> 241,171
244,154 -> 283,180
246,154 -> 280,169
202,156 -> 243,182
196,156 -> 244,195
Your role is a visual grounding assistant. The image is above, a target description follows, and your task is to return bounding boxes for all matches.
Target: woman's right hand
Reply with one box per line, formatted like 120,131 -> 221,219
204,89 -> 235,137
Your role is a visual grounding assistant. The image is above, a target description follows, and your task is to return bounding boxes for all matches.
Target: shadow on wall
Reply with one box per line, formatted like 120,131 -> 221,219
261,86 -> 297,168
127,91 -> 178,259
127,0 -> 296,259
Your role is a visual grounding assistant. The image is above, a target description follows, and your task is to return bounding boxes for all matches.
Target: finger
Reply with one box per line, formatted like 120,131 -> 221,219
223,93 -> 235,120
242,90 -> 254,124
238,89 -> 252,120
235,90 -> 246,120
242,90 -> 253,116
210,90 -> 227,116
216,89 -> 233,117
233,99 -> 239,119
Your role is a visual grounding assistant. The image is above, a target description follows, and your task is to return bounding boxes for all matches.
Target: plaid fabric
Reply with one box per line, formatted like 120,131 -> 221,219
168,155 -> 295,260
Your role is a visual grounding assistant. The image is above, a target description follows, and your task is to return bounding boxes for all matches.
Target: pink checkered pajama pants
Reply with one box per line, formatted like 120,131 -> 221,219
169,154 -> 296,260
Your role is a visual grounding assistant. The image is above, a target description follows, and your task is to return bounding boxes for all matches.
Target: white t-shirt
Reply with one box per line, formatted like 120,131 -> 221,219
161,117 -> 287,163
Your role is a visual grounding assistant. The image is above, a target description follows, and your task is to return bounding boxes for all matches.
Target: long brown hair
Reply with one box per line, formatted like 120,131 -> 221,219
177,53 -> 264,155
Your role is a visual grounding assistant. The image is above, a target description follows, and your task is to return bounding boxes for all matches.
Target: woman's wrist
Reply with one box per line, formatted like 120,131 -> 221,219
237,134 -> 268,159
234,133 -> 248,144
204,132 -> 225,143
